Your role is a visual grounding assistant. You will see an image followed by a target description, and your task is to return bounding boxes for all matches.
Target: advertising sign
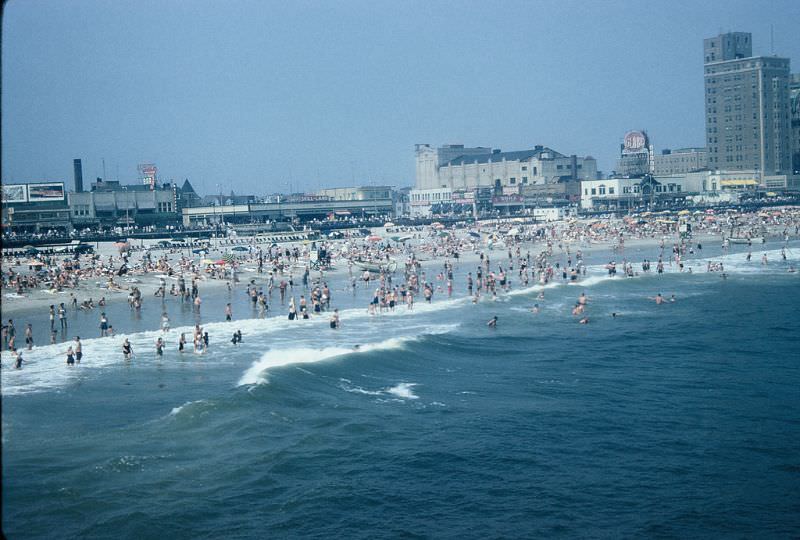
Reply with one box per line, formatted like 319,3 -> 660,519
27,182 -> 65,202
138,163 -> 157,188
492,194 -> 523,204
2,184 -> 28,203
623,130 -> 648,154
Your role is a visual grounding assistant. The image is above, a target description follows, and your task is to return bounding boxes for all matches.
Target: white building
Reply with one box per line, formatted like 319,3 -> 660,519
408,187 -> 453,217
580,170 -> 765,210
415,144 -> 597,192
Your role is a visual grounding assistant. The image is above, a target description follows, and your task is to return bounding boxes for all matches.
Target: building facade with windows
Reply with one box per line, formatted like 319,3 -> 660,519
653,148 -> 708,175
415,144 -> 597,192
580,170 -> 760,210
791,73 -> 800,174
704,31 -> 792,176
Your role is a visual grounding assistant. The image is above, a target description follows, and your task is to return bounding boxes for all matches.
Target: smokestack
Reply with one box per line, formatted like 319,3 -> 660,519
571,154 -> 578,181
73,159 -> 84,192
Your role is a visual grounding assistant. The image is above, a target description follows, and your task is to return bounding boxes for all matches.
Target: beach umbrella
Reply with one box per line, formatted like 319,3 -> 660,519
437,231 -> 450,237
367,235 -> 382,242
432,223 -> 446,230
507,227 -> 520,235
468,231 -> 480,238
222,254 -> 236,263
231,246 -> 249,252
201,258 -> 214,265
677,210 -> 690,216
214,259 -> 227,265
383,222 -> 395,227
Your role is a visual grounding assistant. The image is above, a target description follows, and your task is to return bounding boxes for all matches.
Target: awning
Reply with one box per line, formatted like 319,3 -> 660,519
720,179 -> 758,187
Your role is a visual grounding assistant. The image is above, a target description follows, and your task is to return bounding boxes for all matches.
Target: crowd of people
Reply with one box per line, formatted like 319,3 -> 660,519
3,207 -> 799,367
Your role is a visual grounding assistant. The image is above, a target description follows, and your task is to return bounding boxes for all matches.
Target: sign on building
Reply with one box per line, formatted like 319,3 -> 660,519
138,163 -> 158,189
623,130 -> 648,154
2,184 -> 28,203
27,182 -> 65,202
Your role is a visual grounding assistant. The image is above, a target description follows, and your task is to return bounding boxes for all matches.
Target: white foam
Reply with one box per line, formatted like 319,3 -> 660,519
386,382 -> 419,400
237,326 -> 456,387
169,399 -> 207,416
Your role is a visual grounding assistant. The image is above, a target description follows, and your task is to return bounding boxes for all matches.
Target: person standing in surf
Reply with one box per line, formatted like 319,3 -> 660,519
74,337 -> 82,363
330,309 -> 340,329
122,339 -> 133,360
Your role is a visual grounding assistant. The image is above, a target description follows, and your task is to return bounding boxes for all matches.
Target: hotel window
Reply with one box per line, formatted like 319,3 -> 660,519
598,185 -> 606,195
591,188 -> 596,195
521,166 -> 527,171
609,187 -> 615,195
509,178 -> 516,184
522,177 -> 528,184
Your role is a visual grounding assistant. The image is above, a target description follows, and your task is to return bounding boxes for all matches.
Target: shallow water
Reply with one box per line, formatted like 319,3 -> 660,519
3,241 -> 800,538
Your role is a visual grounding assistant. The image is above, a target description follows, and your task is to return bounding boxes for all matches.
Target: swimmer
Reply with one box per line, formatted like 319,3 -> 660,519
156,337 -> 164,357
531,304 -> 540,314
579,317 -> 589,324
487,316 -> 498,327
329,309 -> 340,329
74,337 -> 82,363
649,293 -> 664,305
66,346 -> 75,366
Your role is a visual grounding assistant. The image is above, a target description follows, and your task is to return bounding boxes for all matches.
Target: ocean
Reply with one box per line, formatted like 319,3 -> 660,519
3,242 -> 800,538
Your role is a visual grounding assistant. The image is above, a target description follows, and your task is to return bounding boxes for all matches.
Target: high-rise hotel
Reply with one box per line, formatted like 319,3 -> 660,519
703,32 -> 792,176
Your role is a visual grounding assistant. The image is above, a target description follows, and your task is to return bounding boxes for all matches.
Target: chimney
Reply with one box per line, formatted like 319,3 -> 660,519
73,159 -> 84,192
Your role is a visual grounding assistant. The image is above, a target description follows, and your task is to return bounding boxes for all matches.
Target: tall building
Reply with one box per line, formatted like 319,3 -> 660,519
791,73 -> 800,173
704,31 -> 792,176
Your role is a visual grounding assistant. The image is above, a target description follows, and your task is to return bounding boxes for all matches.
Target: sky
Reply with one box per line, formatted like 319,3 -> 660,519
3,0 -> 800,195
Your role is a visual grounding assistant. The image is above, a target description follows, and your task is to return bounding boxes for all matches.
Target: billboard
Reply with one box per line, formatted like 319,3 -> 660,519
27,182 -> 65,202
138,163 -> 157,189
623,130 -> 648,155
2,184 -> 28,203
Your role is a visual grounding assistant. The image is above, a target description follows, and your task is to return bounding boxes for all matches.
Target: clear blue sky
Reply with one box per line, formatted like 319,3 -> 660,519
3,0 -> 799,195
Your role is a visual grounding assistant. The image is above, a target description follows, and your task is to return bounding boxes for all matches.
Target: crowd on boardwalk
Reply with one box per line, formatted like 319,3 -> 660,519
3,207 -> 800,368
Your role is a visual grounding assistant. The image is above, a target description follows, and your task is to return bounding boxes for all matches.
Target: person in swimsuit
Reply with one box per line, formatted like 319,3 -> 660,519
179,333 -> 186,352
487,316 -> 498,327
122,339 -> 133,360
329,309 -> 340,329
66,346 -> 75,366
74,337 -> 82,363
156,337 -> 164,357
9,348 -> 24,369
24,324 -> 33,350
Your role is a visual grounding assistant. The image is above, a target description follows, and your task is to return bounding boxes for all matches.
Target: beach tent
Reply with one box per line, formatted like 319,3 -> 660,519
678,210 -> 690,216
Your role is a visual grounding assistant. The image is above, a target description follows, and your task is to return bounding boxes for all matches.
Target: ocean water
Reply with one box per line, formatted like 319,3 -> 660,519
3,243 -> 800,538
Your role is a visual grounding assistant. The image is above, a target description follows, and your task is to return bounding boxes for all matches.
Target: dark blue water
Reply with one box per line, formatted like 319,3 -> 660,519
3,244 -> 800,538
